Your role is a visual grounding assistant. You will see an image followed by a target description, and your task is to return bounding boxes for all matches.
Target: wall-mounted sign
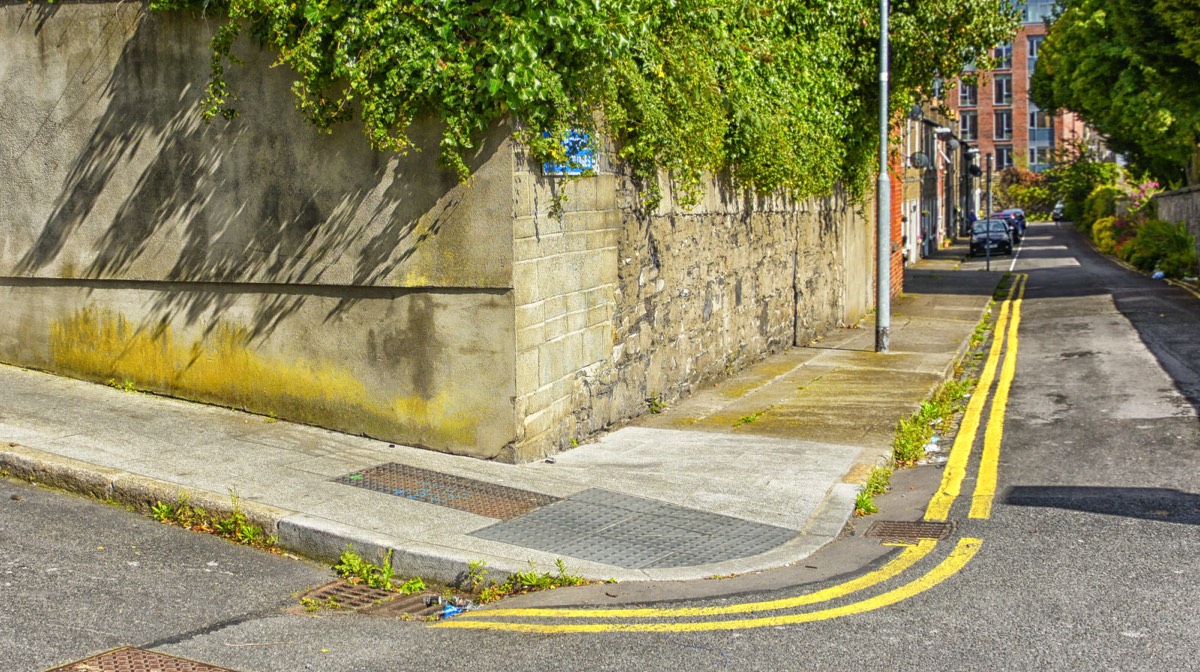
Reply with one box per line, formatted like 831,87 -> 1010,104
542,130 -> 594,176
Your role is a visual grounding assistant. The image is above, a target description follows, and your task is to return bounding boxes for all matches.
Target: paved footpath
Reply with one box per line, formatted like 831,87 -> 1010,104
0,247 -> 996,584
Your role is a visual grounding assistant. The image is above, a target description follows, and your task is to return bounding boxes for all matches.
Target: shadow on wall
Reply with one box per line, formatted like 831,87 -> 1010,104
12,4 -> 502,345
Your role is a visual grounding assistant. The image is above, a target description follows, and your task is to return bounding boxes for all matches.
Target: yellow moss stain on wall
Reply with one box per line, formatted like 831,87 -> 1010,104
49,307 -> 479,449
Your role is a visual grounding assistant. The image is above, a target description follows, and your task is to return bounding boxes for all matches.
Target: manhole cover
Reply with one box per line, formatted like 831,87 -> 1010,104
45,647 -> 236,672
298,581 -> 451,619
334,463 -> 559,520
864,520 -> 954,543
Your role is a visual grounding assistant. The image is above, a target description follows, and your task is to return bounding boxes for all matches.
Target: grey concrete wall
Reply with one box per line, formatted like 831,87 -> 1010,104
1154,186 -> 1200,276
0,2 -> 518,458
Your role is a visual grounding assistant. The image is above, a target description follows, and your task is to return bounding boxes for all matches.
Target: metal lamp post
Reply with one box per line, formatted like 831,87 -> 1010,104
875,0 -> 890,353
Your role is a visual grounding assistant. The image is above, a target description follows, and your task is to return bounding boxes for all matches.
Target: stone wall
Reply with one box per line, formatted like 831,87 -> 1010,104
1154,186 -> 1200,276
509,157 -> 873,459
2,1 -> 877,463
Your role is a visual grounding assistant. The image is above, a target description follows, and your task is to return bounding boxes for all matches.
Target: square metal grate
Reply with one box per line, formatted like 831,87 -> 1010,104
864,520 -> 954,544
45,647 -> 236,672
298,580 -> 445,619
334,463 -> 560,520
471,488 -> 799,569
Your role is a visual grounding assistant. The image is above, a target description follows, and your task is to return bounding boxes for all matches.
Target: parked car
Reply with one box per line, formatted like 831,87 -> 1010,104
1052,200 -> 1065,222
970,219 -> 1013,257
992,211 -> 1023,244
999,207 -> 1026,234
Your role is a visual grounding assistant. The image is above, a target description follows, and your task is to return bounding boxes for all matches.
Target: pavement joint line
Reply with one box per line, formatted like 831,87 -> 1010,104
435,538 -> 983,632
970,274 -> 1027,519
457,539 -> 937,620
924,276 -> 1019,522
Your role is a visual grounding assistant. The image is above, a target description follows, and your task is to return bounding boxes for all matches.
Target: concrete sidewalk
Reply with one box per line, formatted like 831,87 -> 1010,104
0,250 -> 997,584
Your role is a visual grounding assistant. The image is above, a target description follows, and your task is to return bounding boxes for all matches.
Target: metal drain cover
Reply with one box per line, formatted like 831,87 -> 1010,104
334,463 -> 559,520
45,647 -> 236,671
471,488 -> 799,569
864,520 -> 954,543
298,581 -> 450,619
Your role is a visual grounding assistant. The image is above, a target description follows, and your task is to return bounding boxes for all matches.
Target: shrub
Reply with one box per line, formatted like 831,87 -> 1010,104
1124,219 -> 1198,278
1092,216 -> 1119,254
1082,185 -> 1124,230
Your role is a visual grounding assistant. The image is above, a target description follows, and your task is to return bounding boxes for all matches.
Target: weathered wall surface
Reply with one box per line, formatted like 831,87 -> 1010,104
3,2 -> 876,463
0,2 -> 517,458
1154,186 -> 1200,276
510,158 -> 873,459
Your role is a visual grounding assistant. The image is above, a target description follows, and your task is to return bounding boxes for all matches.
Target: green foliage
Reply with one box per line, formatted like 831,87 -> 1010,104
475,558 -> 588,603
854,490 -> 878,517
863,464 -> 893,498
398,577 -> 427,595
1091,216 -> 1122,255
150,0 -> 1017,205
1082,185 -> 1125,230
335,547 -> 396,590
151,491 -> 276,549
892,378 -> 972,466
1042,140 -> 1120,223
997,166 -> 1055,215
1031,0 -> 1200,184
1123,219 -> 1198,278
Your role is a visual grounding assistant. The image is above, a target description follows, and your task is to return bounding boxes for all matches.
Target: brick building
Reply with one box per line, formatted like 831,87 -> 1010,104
948,1 -> 1088,186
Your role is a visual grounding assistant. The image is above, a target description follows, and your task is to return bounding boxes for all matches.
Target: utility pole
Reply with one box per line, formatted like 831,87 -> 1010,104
875,0 -> 890,353
985,152 -> 993,272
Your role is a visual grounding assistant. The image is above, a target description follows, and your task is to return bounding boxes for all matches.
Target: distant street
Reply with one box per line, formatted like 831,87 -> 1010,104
4,221 -> 1198,671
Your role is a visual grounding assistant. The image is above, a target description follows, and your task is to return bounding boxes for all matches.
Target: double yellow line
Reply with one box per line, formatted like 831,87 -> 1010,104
437,276 -> 1027,633
926,273 -> 1027,521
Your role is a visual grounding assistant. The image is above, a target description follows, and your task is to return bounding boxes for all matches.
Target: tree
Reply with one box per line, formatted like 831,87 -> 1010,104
154,0 -> 1018,204
1030,0 -> 1200,185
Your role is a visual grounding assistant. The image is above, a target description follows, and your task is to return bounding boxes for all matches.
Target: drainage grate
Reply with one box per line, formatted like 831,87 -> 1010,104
471,489 -> 800,569
45,647 -> 236,672
864,520 -> 954,543
334,464 -> 559,520
298,581 -> 450,619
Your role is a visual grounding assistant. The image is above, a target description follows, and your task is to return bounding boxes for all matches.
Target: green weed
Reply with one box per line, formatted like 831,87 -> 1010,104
854,491 -> 879,516
734,411 -> 763,426
647,395 -> 666,414
335,548 -> 396,590
150,490 -> 277,550
474,558 -> 590,604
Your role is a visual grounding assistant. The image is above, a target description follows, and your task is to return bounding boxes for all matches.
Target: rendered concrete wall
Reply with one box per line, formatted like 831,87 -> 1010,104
0,2 -> 517,458
1154,186 -> 1200,277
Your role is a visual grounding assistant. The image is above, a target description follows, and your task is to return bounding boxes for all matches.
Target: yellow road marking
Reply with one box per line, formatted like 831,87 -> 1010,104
437,539 -> 982,633
925,276 -> 1020,521
970,275 -> 1026,519
456,540 -> 937,620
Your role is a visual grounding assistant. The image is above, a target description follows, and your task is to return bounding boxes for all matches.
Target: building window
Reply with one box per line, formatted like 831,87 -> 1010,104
994,42 -> 1013,70
1029,107 -> 1049,128
1028,35 -> 1044,61
994,74 -> 1013,105
1025,0 -> 1055,23
959,83 -> 978,106
996,145 -> 1014,169
960,111 -> 978,141
1030,146 -> 1053,171
994,110 -> 1014,140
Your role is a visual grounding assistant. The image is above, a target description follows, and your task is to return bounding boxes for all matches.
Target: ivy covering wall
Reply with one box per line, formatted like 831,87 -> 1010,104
152,0 -> 1017,204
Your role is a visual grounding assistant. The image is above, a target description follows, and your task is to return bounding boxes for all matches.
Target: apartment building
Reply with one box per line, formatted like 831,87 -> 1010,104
948,0 -> 1087,176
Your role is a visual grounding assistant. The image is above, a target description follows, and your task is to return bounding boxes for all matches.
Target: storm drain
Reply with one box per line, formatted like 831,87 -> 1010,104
471,488 -> 799,569
45,647 -> 236,672
334,463 -> 559,520
864,520 -> 955,544
299,580 -> 449,619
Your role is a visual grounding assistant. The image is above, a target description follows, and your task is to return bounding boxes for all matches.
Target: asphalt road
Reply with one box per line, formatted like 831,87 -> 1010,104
3,221 -> 1197,671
